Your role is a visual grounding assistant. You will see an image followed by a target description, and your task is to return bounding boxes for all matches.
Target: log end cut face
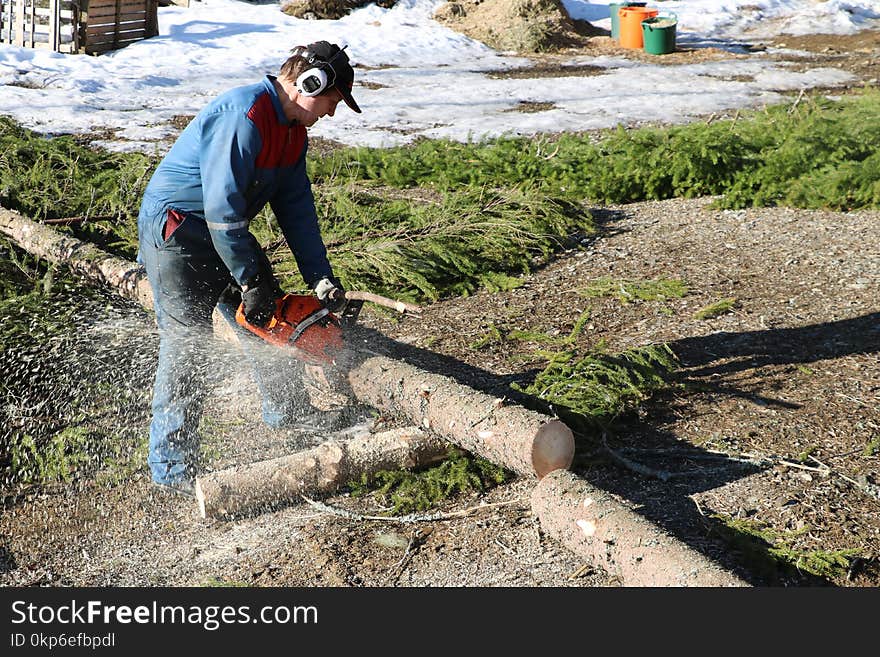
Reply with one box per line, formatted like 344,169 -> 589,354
531,420 -> 575,477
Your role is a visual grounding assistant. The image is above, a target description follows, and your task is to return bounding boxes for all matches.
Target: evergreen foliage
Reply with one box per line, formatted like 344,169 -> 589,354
693,297 -> 738,320
711,514 -> 862,582
513,343 -> 679,425
0,239 -> 151,486
348,448 -> 511,515
310,90 -> 880,211
257,184 -> 593,302
0,116 -> 155,253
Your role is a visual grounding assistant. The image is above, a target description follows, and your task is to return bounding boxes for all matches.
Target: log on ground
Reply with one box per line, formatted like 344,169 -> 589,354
347,356 -> 574,478
531,469 -> 749,587
0,205 -> 153,309
195,426 -> 448,519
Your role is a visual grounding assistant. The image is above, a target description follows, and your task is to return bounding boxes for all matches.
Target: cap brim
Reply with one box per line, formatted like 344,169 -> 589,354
336,84 -> 361,113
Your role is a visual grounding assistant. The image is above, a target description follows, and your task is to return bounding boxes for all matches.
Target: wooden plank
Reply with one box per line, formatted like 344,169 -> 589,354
14,0 -> 23,47
84,38 -> 141,53
48,0 -> 58,51
85,23 -> 145,37
86,0 -> 146,14
85,28 -> 145,43
86,0 -> 147,10
31,7 -> 75,19
86,5 -> 145,20
86,12 -> 147,27
145,0 -> 157,37
26,0 -> 35,48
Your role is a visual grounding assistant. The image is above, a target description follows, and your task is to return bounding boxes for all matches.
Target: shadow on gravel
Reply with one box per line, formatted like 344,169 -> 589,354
671,312 -> 880,376
0,545 -> 16,574
587,312 -> 880,585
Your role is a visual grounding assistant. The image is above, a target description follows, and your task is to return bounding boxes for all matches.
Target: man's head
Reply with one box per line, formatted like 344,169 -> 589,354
280,41 -> 361,114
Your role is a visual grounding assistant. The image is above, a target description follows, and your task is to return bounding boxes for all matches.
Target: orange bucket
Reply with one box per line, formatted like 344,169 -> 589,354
618,6 -> 658,49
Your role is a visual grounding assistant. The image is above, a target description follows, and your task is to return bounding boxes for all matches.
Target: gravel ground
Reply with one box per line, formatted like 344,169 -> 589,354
2,194 -> 877,588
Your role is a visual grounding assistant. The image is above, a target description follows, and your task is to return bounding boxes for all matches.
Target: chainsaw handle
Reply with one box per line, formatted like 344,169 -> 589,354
344,291 -> 421,315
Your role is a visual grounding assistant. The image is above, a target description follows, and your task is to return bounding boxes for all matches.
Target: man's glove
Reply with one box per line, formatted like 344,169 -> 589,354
241,272 -> 281,327
314,276 -> 346,313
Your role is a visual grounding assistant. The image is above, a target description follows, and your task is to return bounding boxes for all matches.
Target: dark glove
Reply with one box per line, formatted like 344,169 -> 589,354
241,272 -> 281,327
314,276 -> 346,313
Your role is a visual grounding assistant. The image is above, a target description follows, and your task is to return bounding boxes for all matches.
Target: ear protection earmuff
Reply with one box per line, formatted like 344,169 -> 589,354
296,66 -> 330,96
294,46 -> 347,97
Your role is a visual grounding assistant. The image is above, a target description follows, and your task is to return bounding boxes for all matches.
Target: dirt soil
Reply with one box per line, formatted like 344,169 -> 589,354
2,24 -> 879,588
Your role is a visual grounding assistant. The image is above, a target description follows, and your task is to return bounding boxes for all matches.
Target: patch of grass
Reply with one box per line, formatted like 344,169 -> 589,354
478,271 -> 525,293
469,324 -> 505,350
693,297 -> 738,320
579,277 -> 688,304
470,309 -> 591,352
95,435 -> 149,487
202,577 -> 249,587
864,437 -> 880,458
9,428 -> 95,484
0,240 -> 153,489
796,445 -> 818,463
347,449 -> 511,515
710,514 -> 862,582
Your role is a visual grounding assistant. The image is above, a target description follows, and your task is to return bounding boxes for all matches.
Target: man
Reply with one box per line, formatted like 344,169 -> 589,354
137,41 -> 361,496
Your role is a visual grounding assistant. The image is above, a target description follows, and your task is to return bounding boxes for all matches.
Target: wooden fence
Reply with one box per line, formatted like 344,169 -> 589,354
0,0 -> 159,54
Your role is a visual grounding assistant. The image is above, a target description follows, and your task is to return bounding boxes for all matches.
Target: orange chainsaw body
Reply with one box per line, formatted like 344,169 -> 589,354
235,293 -> 344,366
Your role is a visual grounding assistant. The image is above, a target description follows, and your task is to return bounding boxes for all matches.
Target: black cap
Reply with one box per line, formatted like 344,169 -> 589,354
304,41 -> 361,114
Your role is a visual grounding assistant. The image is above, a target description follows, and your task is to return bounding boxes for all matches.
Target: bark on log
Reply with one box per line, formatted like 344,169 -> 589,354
532,469 -> 749,587
195,426 -> 448,519
346,356 -> 574,478
0,206 -> 154,310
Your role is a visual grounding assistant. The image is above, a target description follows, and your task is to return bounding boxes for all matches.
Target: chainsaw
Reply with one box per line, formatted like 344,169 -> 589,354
234,290 -> 421,367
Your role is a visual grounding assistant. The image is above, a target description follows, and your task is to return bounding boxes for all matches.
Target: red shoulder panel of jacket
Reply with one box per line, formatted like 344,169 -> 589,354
247,92 -> 306,169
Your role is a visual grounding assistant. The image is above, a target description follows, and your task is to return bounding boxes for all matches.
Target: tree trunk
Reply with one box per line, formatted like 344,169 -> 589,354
531,469 -> 749,587
346,356 -> 574,478
0,206 -> 153,310
195,426 -> 448,519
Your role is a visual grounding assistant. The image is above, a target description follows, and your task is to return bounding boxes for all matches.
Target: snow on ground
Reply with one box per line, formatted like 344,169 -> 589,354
0,0 -> 876,151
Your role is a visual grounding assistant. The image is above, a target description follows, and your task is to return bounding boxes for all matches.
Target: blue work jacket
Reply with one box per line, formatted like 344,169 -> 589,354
139,75 -> 333,288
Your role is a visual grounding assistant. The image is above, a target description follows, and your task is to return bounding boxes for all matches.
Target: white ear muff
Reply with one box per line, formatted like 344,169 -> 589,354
296,67 -> 329,97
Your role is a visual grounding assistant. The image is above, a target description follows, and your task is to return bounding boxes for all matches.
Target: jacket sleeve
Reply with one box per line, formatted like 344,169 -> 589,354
199,109 -> 266,286
270,141 -> 335,288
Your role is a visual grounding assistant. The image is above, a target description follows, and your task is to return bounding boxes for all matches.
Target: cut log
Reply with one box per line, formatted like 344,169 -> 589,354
346,356 -> 574,478
195,426 -> 448,519
0,206 -> 153,310
531,469 -> 749,587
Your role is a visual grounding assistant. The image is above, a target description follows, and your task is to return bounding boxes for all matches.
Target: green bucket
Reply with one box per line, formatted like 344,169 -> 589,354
642,14 -> 677,55
609,2 -> 647,41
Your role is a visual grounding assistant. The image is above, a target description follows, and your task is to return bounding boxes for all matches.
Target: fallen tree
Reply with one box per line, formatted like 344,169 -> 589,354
531,469 -> 749,586
196,426 -> 448,519
0,206 -> 153,310
346,356 -> 574,478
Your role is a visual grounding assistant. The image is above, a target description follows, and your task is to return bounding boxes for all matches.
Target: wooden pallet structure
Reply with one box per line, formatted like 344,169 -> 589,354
0,0 -> 159,54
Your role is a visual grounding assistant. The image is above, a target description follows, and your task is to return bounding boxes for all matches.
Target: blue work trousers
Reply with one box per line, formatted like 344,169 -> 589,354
138,206 -> 304,485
